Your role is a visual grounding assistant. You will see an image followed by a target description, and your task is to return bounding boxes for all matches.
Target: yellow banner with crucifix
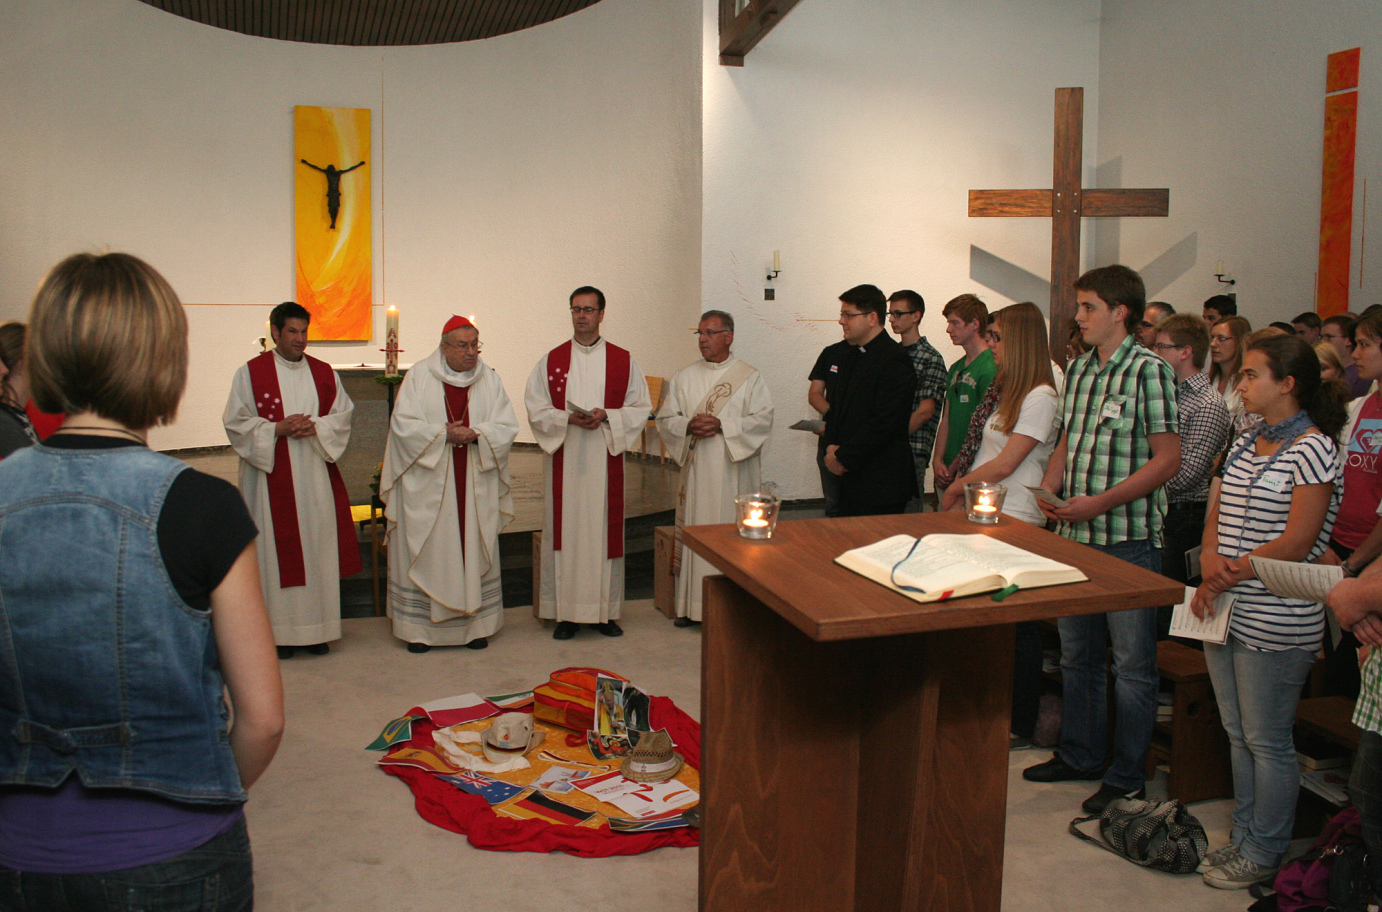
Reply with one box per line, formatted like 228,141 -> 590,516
294,105 -> 371,340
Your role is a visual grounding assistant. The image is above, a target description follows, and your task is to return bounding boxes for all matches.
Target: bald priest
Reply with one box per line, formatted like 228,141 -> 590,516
380,315 -> 519,652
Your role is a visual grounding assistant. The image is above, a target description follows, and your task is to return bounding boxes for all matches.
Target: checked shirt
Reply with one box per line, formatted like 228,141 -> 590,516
903,336 -> 948,461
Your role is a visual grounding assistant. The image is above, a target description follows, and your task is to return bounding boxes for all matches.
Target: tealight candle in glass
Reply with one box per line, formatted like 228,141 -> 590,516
964,482 -> 1005,525
735,492 -> 781,539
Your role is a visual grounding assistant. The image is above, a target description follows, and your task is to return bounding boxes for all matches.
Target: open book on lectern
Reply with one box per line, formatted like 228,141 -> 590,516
834,533 -> 1088,603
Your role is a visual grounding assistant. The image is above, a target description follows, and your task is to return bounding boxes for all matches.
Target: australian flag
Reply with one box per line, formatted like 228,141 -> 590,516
437,770 -> 524,805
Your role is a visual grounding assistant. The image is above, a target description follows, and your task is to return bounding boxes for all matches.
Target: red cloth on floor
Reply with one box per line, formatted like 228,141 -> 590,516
382,695 -> 701,856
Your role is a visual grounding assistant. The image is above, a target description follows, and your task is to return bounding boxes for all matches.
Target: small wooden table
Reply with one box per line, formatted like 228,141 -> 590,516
682,512 -> 1182,912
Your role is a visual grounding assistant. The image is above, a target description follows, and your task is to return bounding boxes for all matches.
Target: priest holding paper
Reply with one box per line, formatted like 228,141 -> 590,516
525,287 -> 652,640
223,301 -> 360,658
657,310 -> 773,626
381,315 -> 518,652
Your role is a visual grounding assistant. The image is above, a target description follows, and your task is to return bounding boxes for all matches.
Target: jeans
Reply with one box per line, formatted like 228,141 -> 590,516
1204,638 -> 1316,867
1350,730 -> 1382,896
1011,621 -> 1043,739
1056,539 -> 1159,790
1161,500 -> 1206,585
0,816 -> 253,912
905,453 -> 934,513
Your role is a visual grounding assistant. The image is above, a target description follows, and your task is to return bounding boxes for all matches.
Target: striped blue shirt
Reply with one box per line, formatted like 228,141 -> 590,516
1217,431 -> 1340,651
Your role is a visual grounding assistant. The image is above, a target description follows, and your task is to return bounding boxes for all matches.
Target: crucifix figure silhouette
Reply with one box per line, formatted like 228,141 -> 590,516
300,159 -> 366,230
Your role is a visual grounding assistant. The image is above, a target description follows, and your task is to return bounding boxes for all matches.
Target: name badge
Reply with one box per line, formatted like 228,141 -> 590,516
959,393 -> 970,403
1260,473 -> 1287,492
1101,400 -> 1123,420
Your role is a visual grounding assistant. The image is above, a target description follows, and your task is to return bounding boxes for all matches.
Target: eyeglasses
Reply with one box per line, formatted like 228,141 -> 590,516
1210,334 -> 1234,344
839,311 -> 867,320
570,305 -> 601,315
442,340 -> 482,353
985,332 -> 1002,344
887,310 -> 918,319
691,329 -> 731,339
1152,342 -> 1187,351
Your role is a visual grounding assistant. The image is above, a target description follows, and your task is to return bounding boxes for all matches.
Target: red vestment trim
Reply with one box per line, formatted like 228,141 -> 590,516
545,341 -> 630,559
444,383 -> 471,547
246,353 -> 362,588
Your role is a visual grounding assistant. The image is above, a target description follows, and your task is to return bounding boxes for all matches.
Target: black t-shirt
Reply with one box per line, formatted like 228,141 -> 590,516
42,436 -> 258,610
809,340 -> 857,407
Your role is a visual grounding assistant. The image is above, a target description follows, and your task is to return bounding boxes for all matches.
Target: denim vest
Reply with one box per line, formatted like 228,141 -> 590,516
0,445 -> 246,804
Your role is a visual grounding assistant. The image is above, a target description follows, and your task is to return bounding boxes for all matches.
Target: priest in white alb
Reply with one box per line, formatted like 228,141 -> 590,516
656,310 -> 774,625
525,286 -> 652,641
223,301 -> 360,658
380,315 -> 518,652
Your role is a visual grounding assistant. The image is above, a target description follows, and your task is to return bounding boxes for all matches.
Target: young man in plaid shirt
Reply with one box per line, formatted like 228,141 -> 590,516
887,290 -> 947,512
1024,265 -> 1181,815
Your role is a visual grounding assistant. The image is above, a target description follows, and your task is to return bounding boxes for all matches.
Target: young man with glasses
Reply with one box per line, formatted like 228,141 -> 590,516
380,315 -> 519,652
524,286 -> 651,640
655,310 -> 774,627
1152,314 -> 1232,603
887,290 -> 946,511
223,301 -> 359,659
819,285 -> 916,516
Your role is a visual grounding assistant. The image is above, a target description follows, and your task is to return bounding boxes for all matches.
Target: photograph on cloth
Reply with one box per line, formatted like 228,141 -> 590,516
596,676 -> 627,735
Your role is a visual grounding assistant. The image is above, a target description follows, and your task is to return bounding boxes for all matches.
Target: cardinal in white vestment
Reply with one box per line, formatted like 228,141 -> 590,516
223,302 -> 359,657
380,316 -> 518,652
656,310 -> 774,624
524,287 -> 651,640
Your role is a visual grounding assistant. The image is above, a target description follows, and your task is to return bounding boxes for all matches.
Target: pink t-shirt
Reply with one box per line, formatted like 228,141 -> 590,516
1335,392 -> 1382,549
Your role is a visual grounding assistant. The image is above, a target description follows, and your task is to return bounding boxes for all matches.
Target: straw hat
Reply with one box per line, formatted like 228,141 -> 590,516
620,730 -> 684,783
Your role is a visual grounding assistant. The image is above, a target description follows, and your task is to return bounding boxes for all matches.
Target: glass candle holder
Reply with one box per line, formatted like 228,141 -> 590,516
735,492 -> 781,539
965,482 -> 1005,525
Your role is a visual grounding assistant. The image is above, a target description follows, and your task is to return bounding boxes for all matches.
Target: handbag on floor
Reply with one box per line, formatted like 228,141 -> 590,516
1069,797 -> 1208,874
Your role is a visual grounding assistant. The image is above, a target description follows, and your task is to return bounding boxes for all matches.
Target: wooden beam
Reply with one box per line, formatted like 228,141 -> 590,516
968,189 -> 1053,218
1082,188 -> 1169,218
719,0 -> 803,66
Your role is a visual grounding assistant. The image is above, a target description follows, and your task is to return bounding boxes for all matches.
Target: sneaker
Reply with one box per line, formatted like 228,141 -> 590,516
552,621 -> 579,640
465,637 -> 489,650
1080,783 -> 1146,814
407,642 -> 431,654
596,621 -> 624,637
1203,853 -> 1277,890
1009,733 -> 1033,750
1023,754 -> 1103,783
1196,843 -> 1241,875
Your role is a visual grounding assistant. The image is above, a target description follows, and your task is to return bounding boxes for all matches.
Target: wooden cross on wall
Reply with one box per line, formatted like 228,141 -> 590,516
969,87 -> 1170,364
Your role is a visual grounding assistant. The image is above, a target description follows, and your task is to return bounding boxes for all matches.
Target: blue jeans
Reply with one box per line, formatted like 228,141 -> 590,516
1056,539 -> 1159,790
1204,638 -> 1315,867
0,815 -> 253,912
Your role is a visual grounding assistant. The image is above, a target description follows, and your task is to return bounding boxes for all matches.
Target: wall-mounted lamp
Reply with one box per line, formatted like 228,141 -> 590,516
1214,260 -> 1236,286
766,250 -> 781,283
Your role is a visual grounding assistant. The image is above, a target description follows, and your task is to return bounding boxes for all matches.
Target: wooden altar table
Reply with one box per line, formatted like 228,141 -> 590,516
681,511 -> 1182,912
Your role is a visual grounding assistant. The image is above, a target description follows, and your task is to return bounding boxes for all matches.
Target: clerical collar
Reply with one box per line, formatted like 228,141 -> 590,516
703,355 -> 735,369
574,336 -> 602,351
273,349 -> 308,369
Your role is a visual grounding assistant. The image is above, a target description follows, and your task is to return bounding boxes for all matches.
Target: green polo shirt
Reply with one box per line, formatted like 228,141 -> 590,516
941,348 -> 996,464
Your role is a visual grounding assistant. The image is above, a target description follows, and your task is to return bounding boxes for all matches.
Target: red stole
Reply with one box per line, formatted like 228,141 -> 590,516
546,340 -> 630,559
444,383 -> 470,546
246,352 -> 363,588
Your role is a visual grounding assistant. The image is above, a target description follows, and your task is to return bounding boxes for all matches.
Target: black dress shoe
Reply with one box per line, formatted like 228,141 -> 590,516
465,637 -> 489,650
1022,754 -> 1103,783
407,642 -> 431,653
304,643 -> 330,655
276,646 -> 295,660
673,617 -> 698,628
596,621 -> 624,637
1081,783 -> 1146,814
553,621 -> 579,640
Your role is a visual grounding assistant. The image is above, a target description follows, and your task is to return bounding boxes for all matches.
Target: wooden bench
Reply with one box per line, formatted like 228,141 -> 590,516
1144,640 -> 1233,802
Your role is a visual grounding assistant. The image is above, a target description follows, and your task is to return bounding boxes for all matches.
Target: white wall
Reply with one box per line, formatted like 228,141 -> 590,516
1095,0 -> 1382,322
0,0 -> 701,449
701,0 -> 1103,499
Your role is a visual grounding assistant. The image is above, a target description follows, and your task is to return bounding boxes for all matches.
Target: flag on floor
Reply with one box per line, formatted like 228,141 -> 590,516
437,770 -> 524,805
377,744 -> 458,774
365,714 -> 422,751
607,809 -> 691,833
486,690 -> 535,712
494,788 -> 595,826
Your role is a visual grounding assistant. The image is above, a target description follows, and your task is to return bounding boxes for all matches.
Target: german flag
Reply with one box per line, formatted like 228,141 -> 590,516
495,788 -> 595,826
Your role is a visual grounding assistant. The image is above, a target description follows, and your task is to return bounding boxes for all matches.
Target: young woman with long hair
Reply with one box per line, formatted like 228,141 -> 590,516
1209,316 -> 1252,432
1192,334 -> 1345,889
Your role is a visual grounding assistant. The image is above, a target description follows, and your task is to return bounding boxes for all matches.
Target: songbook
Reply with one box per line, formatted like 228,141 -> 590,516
834,533 -> 1087,603
1249,557 -> 1343,604
1168,588 -> 1234,644
789,419 -> 825,433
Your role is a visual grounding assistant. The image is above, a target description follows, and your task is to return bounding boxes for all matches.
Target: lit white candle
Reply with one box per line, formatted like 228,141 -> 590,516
742,507 -> 769,528
385,305 -> 400,376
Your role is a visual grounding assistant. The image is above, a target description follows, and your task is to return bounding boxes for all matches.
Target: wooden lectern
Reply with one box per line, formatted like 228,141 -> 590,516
681,512 -> 1183,912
